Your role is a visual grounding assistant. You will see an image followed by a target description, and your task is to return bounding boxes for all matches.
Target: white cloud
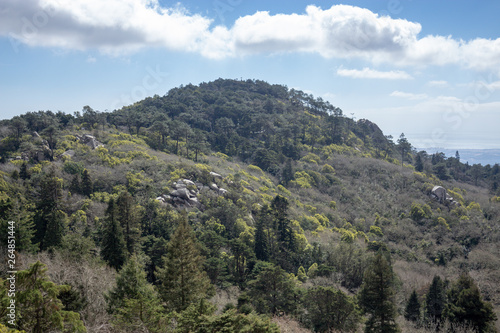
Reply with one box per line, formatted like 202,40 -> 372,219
390,91 -> 428,100
338,67 -> 413,80
1,0 -> 500,70
427,80 -> 449,88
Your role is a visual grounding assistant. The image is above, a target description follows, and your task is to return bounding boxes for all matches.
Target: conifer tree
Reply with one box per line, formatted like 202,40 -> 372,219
425,275 -> 446,323
34,169 -> 66,250
254,211 -> 269,261
14,261 -> 86,333
80,169 -> 93,196
358,251 -> 399,333
304,286 -> 361,332
106,255 -> 164,332
156,215 -> 211,312
101,198 -> 127,270
404,290 -> 421,323
116,191 -> 140,254
271,195 -> 296,270
444,273 -> 496,333
19,162 -> 29,180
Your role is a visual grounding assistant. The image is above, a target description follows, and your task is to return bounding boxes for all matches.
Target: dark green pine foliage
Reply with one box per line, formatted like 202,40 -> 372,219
101,198 -> 127,270
444,273 -> 497,333
247,264 -> 298,316
425,275 -> 446,323
116,191 -> 140,254
19,162 -> 30,179
404,290 -> 421,323
80,169 -> 93,196
254,209 -> 269,262
271,195 -> 296,270
156,215 -> 211,312
304,286 -> 361,332
34,169 -> 67,250
106,255 -> 159,313
358,251 -> 399,333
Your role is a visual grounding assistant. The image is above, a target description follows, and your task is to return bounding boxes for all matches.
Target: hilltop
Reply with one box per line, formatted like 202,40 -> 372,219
0,79 -> 499,332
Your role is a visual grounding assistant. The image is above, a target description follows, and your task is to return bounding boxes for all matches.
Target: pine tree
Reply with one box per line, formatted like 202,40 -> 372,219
156,215 -> 211,312
271,195 -> 296,270
19,162 -> 29,180
34,169 -> 66,250
415,153 -> 424,172
254,210 -> 269,261
425,275 -> 446,323
116,191 -> 140,254
304,286 -> 360,332
101,198 -> 127,270
247,264 -> 298,315
404,290 -> 421,323
14,261 -> 86,333
107,255 -> 153,312
358,251 -> 399,333
80,169 -> 93,196
444,273 -> 496,333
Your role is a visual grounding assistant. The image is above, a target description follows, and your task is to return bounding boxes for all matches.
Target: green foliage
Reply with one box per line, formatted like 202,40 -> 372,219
13,261 -> 86,333
246,263 -> 299,315
425,275 -> 446,323
100,198 -> 127,270
444,273 -> 497,333
358,252 -> 399,333
409,202 -> 432,222
304,286 -> 360,332
34,169 -> 67,250
157,215 -> 212,312
404,290 -> 421,323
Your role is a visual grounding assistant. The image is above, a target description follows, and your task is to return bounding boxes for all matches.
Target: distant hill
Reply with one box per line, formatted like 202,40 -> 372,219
421,148 -> 500,166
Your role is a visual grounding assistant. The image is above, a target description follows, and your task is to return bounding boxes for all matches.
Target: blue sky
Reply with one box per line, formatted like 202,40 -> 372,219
1,0 -> 500,150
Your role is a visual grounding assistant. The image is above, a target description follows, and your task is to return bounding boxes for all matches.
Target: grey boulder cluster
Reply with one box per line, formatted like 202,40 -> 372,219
75,134 -> 104,149
430,186 -> 460,207
156,173 -> 228,208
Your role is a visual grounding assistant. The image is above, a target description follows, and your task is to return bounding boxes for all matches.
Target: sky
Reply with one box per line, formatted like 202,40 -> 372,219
1,0 -> 500,151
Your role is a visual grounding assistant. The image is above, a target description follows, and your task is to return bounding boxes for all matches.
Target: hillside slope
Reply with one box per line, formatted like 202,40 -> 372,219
0,79 -> 499,332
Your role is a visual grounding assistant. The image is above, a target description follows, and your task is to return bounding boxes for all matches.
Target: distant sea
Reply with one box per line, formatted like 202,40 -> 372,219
419,148 -> 500,166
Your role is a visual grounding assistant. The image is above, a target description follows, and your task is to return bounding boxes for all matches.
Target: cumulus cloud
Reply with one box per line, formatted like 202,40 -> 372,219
390,91 -> 428,100
338,67 -> 413,80
1,0 -> 500,69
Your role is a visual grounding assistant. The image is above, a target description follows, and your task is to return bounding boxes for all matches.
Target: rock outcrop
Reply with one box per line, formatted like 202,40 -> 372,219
156,177 -> 228,208
430,186 -> 460,206
76,134 -> 103,149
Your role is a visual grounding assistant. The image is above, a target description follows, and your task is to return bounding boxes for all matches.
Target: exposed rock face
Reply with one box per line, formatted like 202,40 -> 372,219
431,186 -> 460,206
156,177 -> 228,208
76,134 -> 103,149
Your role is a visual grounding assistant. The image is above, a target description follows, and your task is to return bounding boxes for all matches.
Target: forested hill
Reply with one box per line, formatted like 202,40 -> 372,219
108,78 -> 389,175
0,79 -> 499,332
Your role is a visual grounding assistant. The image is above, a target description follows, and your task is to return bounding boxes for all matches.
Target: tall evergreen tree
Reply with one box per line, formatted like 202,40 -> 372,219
358,251 -> 399,333
80,169 -> 93,196
425,275 -> 446,324
404,290 -> 421,323
101,198 -> 127,270
304,286 -> 360,332
34,169 -> 66,250
14,261 -> 86,333
254,211 -> 269,261
156,215 -> 211,312
247,264 -> 299,316
106,255 -> 161,326
116,191 -> 140,254
444,273 -> 496,333
271,195 -> 296,270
